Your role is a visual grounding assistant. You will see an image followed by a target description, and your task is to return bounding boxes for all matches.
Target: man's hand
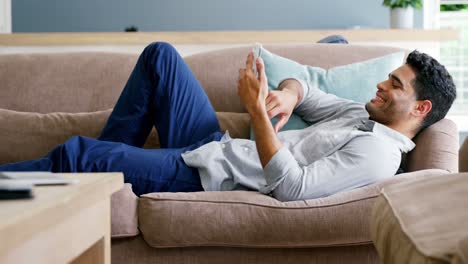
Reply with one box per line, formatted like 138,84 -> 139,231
266,89 -> 297,133
237,52 -> 269,115
237,51 -> 282,168
266,79 -> 304,133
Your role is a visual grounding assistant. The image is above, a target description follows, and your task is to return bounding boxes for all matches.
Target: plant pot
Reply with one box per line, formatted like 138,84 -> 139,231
390,7 -> 414,29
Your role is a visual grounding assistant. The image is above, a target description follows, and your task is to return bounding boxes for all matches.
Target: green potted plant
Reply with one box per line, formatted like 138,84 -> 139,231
383,0 -> 423,29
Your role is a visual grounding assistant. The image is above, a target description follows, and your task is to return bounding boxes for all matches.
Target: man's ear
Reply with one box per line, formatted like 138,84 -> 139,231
413,100 -> 432,118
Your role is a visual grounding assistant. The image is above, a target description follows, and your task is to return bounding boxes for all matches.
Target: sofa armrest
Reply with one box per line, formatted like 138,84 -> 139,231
111,183 -> 139,238
405,119 -> 459,173
371,172 -> 468,263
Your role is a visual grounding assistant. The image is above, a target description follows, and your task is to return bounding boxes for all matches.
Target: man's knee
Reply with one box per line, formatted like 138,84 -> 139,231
143,41 -> 178,57
63,135 -> 95,150
66,135 -> 86,144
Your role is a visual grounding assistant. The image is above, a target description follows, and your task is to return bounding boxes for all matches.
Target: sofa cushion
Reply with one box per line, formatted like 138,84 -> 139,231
0,108 -> 249,164
0,108 -> 113,164
0,108 -> 159,163
371,173 -> 468,263
404,118 -> 459,173
216,112 -> 250,139
111,183 -> 140,238
255,44 -> 404,104
0,52 -> 138,113
138,169 -> 447,248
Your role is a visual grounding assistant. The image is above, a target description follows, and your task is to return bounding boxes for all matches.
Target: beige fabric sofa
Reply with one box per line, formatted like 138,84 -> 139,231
0,44 -> 459,264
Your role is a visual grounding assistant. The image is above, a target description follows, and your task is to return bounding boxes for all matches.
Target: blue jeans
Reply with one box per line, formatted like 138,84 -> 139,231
0,42 -> 222,195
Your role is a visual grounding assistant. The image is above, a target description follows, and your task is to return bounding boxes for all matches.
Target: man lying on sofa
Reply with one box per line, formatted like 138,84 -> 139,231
0,42 -> 456,201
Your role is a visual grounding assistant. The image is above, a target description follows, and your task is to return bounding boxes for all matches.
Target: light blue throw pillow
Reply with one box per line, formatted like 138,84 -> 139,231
249,44 -> 405,139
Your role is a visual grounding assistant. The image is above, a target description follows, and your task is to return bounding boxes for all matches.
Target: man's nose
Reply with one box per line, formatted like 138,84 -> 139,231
376,80 -> 388,91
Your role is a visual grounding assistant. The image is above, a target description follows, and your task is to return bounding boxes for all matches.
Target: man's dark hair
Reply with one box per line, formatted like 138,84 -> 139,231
406,50 -> 457,131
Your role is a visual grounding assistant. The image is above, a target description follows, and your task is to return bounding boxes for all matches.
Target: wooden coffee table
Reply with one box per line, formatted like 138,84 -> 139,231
0,173 -> 124,264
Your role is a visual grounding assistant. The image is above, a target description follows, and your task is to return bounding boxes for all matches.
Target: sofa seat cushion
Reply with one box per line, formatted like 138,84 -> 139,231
137,169 -> 448,248
371,173 -> 468,263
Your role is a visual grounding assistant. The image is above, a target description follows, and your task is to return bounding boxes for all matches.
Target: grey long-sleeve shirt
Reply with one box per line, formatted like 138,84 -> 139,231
181,79 -> 415,201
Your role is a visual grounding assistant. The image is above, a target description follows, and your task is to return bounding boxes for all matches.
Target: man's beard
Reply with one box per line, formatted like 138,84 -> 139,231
365,102 -> 389,124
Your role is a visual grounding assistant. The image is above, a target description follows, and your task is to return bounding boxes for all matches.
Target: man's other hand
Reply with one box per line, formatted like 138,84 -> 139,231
266,89 -> 297,133
237,52 -> 269,115
267,79 -> 304,133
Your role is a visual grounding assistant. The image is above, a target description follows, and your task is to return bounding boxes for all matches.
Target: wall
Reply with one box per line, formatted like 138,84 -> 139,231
12,0 -> 423,32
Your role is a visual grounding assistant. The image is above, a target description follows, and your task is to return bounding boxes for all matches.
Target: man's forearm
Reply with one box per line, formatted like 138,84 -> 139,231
250,108 -> 283,168
237,53 -> 288,168
251,79 -> 302,167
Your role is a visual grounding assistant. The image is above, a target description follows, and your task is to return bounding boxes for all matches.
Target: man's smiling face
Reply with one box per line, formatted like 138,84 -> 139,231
365,64 -> 418,127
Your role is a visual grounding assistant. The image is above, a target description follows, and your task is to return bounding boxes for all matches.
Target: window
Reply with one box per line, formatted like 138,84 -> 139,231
0,0 -> 11,33
439,1 -> 468,115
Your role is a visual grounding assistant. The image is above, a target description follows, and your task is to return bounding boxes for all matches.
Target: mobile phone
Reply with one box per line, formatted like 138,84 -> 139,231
252,43 -> 262,76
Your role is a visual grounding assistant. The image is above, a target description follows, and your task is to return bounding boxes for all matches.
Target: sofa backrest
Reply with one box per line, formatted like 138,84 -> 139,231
0,44 -> 404,113
0,52 -> 138,113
